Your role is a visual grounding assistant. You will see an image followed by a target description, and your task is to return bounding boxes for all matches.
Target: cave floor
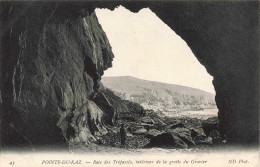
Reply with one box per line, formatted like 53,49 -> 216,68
68,142 -> 258,155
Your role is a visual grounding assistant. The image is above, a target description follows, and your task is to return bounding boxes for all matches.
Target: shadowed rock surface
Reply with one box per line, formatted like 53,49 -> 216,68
0,4 -> 114,149
202,117 -> 219,136
145,133 -> 188,149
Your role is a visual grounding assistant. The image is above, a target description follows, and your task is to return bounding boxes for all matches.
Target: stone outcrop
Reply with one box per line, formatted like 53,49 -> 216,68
0,3 -> 113,149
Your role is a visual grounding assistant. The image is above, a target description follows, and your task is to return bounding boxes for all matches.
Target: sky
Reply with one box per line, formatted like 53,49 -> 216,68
95,6 -> 215,94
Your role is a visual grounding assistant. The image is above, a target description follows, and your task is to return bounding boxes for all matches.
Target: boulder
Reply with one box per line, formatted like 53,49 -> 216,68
202,117 -> 219,136
210,130 -> 221,143
145,133 -> 188,149
191,128 -> 207,138
132,128 -> 147,135
153,117 -> 166,126
140,116 -> 155,124
140,123 -> 154,130
168,122 -> 185,129
120,116 -> 136,122
169,128 -> 195,146
172,135 -> 189,149
146,129 -> 164,139
126,133 -> 133,137
200,137 -> 213,145
128,125 -> 143,132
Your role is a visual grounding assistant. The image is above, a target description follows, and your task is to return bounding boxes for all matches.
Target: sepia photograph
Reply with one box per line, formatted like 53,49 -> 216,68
0,0 -> 259,166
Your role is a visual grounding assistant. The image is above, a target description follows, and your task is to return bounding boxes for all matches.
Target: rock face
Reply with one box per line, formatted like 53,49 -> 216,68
169,128 -> 195,146
0,3 -> 113,148
202,117 -> 219,136
99,87 -> 145,116
147,2 -> 259,145
0,1 -> 259,148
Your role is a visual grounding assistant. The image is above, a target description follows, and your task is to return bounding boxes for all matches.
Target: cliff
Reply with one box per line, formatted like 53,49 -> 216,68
102,76 -> 216,112
1,3 -> 114,149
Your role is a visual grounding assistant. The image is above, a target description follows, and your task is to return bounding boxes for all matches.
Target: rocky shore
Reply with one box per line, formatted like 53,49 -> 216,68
69,87 -> 222,152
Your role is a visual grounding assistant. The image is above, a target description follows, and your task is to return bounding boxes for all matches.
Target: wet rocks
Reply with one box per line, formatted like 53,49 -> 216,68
144,118 -> 221,149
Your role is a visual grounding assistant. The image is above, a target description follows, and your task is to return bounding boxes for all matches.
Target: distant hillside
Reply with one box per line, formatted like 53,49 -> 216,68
101,76 -> 216,112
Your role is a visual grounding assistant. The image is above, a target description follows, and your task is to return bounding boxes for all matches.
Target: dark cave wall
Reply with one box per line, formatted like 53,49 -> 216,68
0,2 -> 114,148
0,1 -> 259,147
147,1 -> 259,144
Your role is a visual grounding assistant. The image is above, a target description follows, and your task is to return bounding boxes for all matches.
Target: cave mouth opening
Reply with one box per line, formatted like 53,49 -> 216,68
95,6 -> 217,120
0,1 -> 258,152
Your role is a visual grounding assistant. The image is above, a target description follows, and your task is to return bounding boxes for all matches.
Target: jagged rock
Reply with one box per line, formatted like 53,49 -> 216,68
120,115 -> 137,122
87,100 -> 107,136
172,135 -> 189,149
145,133 -> 174,148
140,123 -> 154,130
126,133 -> 133,137
83,72 -> 95,98
58,99 -> 107,143
203,137 -> 213,145
132,128 -> 147,135
145,133 -> 188,149
169,128 -> 195,146
168,122 -> 185,129
0,7 -> 113,149
93,91 -> 116,126
146,129 -> 164,139
154,118 -> 166,126
79,127 -> 96,143
129,125 -> 145,133
140,116 -> 155,124
190,128 -> 211,145
202,117 -> 219,136
210,130 -> 221,143
191,128 -> 207,138
98,87 -> 145,124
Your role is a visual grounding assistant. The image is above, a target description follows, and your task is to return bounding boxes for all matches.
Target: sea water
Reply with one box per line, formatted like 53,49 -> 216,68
164,108 -> 218,120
